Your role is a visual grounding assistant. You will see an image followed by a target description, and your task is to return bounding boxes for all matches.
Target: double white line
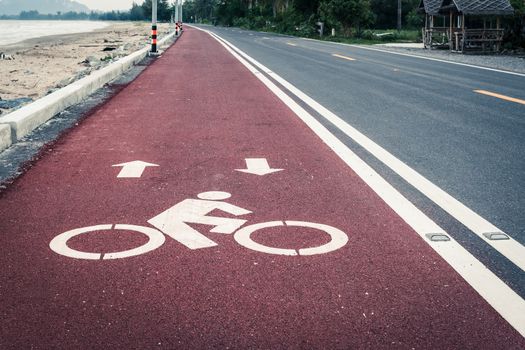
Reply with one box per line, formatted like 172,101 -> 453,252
190,25 -> 525,338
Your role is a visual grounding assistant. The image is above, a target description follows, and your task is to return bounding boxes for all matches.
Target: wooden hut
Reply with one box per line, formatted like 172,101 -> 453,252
419,0 -> 449,49
438,0 -> 514,53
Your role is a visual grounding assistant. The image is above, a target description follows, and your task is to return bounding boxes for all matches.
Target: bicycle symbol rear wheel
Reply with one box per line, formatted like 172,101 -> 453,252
49,224 -> 165,260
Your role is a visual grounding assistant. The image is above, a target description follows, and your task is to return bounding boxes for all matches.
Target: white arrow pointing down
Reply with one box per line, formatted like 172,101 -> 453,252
112,160 -> 159,178
235,158 -> 283,176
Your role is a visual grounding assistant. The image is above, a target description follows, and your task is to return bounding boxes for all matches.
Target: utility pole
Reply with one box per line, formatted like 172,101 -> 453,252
150,0 -> 158,54
179,0 -> 183,24
397,0 -> 402,32
175,0 -> 179,33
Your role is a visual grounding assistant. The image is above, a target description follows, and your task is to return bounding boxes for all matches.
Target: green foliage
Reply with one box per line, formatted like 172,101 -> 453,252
232,17 -> 251,28
273,8 -> 311,34
139,0 -> 172,21
405,8 -> 422,29
17,9 -> 121,20
502,0 -> 525,48
319,0 -> 373,35
250,16 -> 269,29
360,29 -> 374,39
19,10 -> 40,19
191,0 -> 218,21
370,0 -> 420,29
8,0 -> 426,45
510,0 -> 524,15
294,0 -> 322,15
181,0 -> 196,22
130,2 -> 145,20
216,0 -> 246,26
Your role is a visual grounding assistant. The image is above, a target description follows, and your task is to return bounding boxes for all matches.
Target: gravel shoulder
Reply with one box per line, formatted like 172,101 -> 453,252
370,43 -> 525,74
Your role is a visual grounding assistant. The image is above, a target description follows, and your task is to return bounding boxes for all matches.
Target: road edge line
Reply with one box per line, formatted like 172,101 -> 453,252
191,25 -> 525,338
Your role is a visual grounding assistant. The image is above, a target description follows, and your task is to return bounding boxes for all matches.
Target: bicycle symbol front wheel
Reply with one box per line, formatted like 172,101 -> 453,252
234,220 -> 348,256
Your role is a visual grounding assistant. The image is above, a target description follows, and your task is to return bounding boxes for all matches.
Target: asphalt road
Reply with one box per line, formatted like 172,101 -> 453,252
0,27 -> 524,348
196,24 -> 525,295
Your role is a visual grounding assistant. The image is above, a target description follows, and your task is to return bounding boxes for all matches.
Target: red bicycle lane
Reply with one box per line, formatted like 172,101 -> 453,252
0,27 -> 523,349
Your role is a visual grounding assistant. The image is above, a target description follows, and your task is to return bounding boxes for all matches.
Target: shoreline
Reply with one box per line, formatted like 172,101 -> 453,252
0,20 -> 110,46
0,22 -> 171,115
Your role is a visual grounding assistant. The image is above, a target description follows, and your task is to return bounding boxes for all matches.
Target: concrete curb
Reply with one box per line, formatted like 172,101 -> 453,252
0,124 -> 11,152
0,31 -> 178,152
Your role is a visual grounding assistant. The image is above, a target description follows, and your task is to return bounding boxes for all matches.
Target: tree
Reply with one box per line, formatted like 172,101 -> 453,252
295,0 -> 321,16
141,0 -> 153,20
130,2 -> 146,20
504,0 -> 525,48
319,0 -> 373,35
19,10 -> 39,19
182,0 -> 196,22
158,0 -> 172,21
192,0 -> 218,21
216,0 -> 247,25
140,0 -> 172,21
371,0 -> 419,29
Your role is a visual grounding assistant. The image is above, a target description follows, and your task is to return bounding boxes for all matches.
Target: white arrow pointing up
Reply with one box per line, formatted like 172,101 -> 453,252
235,158 -> 283,176
112,160 -> 159,178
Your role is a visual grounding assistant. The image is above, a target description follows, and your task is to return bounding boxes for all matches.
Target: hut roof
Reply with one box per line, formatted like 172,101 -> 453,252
439,0 -> 514,15
418,0 -> 443,15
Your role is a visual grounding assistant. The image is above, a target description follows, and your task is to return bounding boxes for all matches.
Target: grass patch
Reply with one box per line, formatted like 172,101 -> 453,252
219,22 -> 422,45
282,29 -> 421,45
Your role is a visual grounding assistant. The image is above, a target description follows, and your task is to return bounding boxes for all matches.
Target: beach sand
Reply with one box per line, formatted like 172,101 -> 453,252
0,22 -> 171,115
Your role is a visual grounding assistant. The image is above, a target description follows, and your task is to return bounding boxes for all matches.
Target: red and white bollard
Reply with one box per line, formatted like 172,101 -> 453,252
150,0 -> 158,55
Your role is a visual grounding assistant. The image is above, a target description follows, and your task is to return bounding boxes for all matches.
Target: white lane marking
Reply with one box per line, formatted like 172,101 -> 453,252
204,29 -> 525,273
190,25 -> 525,338
112,160 -> 159,178
235,158 -> 283,176
301,37 -> 525,78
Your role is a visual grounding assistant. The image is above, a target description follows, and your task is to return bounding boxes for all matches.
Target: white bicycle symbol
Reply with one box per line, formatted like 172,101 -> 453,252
50,191 -> 348,260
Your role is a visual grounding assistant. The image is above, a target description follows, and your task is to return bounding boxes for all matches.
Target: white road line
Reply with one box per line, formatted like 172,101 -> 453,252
300,37 -> 525,78
199,28 -> 525,274
190,25 -> 525,338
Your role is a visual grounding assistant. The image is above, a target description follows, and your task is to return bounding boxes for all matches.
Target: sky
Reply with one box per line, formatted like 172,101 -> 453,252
75,0 -> 135,11
76,0 -> 177,12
